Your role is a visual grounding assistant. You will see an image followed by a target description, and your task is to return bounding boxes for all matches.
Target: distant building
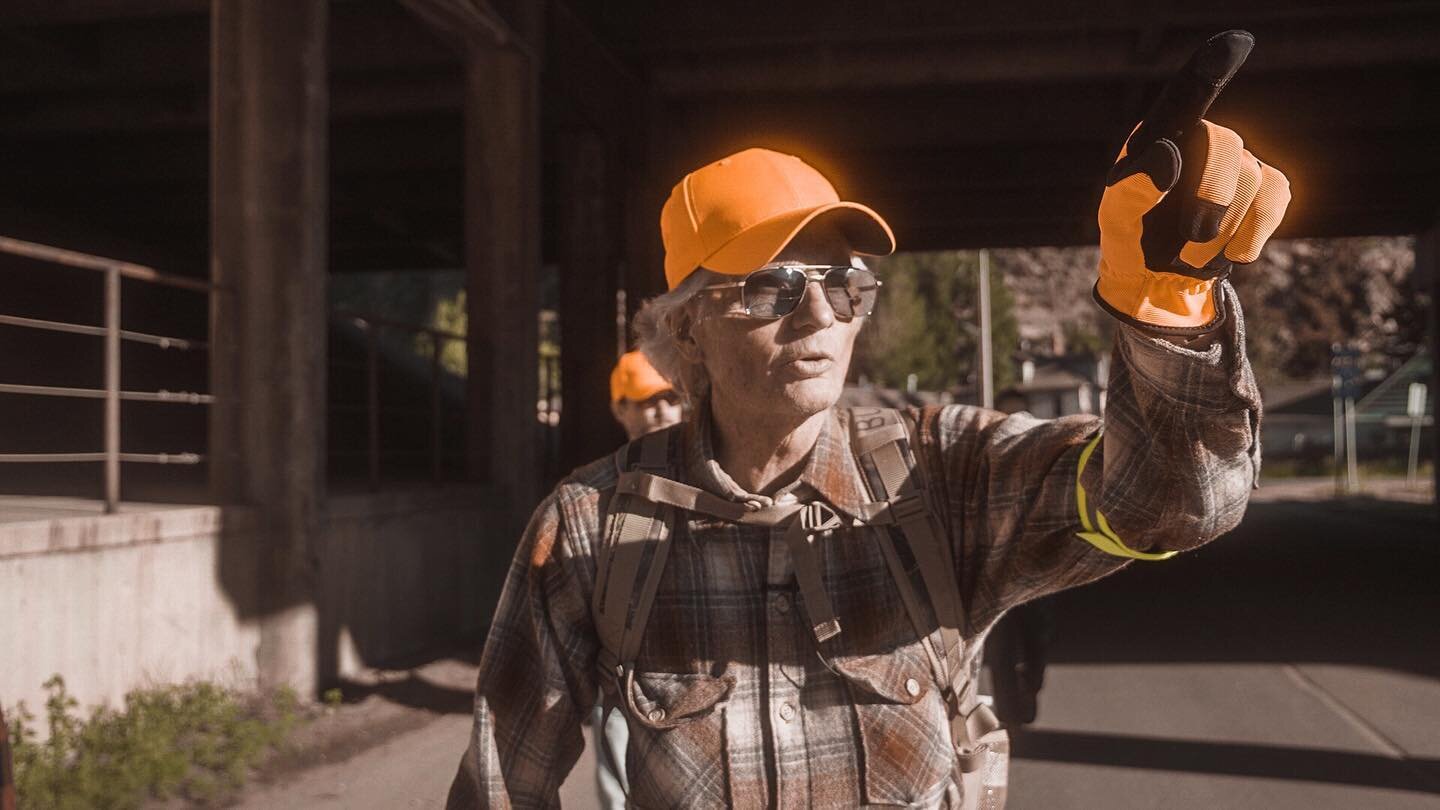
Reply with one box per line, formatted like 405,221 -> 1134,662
1260,352 -> 1432,462
999,353 -> 1109,418
1355,352 -> 1434,456
1259,378 -> 1345,461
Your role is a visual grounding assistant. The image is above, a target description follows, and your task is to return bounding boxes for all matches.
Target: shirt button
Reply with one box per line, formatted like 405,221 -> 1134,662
772,593 -> 791,614
778,703 -> 796,723
904,678 -> 922,697
648,708 -> 665,723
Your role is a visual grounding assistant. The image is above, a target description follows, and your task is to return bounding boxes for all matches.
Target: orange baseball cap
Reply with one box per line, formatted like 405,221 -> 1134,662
660,148 -> 897,290
610,350 -> 673,403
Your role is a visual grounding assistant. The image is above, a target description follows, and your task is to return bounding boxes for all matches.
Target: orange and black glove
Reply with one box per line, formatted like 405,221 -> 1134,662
1096,30 -> 1291,335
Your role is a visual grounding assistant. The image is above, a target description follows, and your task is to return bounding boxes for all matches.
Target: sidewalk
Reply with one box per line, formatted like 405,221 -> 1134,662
230,490 -> 1439,809
1252,474 -> 1435,505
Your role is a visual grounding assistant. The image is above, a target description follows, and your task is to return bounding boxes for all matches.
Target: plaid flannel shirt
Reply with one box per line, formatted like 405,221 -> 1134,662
448,284 -> 1261,809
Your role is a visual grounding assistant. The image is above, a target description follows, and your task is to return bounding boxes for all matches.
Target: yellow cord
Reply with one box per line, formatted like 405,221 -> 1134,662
1074,432 -> 1177,561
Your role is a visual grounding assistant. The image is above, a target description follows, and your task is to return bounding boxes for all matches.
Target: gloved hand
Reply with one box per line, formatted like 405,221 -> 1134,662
1095,30 -> 1291,334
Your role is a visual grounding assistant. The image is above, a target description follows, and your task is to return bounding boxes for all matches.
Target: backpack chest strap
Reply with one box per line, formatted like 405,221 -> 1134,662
617,469 -> 820,527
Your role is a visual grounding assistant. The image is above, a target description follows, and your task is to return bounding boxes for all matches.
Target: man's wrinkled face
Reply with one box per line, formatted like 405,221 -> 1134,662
687,222 -> 864,421
612,391 -> 683,440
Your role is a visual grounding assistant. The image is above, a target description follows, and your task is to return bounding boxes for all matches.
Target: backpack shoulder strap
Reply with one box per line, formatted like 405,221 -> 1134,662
593,428 -> 677,675
847,407 -> 1003,768
848,407 -> 964,672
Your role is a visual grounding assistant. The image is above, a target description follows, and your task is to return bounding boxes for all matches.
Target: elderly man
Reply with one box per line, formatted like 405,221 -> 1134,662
450,32 -> 1288,809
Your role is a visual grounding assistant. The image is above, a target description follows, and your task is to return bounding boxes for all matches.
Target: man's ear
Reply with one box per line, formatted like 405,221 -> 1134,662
672,303 -> 704,363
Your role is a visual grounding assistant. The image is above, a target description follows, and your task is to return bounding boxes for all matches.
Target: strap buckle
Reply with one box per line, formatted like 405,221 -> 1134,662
800,501 -> 844,533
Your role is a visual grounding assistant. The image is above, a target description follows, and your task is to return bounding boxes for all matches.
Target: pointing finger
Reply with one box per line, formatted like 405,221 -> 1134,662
1126,30 -> 1254,156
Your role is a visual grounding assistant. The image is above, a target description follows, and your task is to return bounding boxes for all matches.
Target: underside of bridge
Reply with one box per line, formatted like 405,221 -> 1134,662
3,0 -> 1438,478
5,2 -> 1438,259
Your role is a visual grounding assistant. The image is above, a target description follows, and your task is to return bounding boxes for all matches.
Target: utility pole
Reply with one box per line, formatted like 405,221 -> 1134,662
978,249 -> 994,409
1345,394 -> 1360,493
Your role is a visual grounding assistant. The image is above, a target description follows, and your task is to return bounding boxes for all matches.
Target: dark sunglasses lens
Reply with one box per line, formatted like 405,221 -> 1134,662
742,267 -> 806,318
823,266 -> 879,317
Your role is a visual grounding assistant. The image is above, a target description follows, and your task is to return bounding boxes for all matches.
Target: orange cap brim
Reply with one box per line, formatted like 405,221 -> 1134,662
613,375 -> 672,404
695,202 -> 896,279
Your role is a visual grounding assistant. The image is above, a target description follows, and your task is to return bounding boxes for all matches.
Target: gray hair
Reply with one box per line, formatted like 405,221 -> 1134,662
632,269 -> 722,402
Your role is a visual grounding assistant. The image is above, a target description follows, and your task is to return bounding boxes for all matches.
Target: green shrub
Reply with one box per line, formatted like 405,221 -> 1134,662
6,675 -> 302,809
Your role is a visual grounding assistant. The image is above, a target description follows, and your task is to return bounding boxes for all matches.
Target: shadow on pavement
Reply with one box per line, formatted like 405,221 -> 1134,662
335,672 -> 476,716
1009,495 -> 1440,796
1043,497 -> 1440,678
1012,729 -> 1440,795
330,646 -> 481,715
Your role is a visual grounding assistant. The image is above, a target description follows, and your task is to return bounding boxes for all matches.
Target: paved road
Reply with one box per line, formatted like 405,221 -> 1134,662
237,487 -> 1439,809
1006,489 -> 1440,809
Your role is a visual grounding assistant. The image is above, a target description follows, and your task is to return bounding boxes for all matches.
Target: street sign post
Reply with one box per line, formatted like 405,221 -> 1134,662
1331,346 -> 1362,494
1407,382 -> 1428,487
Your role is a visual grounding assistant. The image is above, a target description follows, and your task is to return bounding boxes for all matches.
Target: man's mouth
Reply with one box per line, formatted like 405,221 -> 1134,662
781,351 -> 834,376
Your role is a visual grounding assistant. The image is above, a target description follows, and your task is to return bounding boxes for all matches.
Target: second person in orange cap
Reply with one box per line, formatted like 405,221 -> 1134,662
609,350 -> 682,442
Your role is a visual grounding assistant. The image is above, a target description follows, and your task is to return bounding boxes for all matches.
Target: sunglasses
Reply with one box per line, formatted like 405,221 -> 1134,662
702,263 -> 882,320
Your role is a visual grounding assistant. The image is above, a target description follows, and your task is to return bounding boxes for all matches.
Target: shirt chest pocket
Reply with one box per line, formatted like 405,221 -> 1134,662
620,669 -> 735,809
831,649 -> 958,808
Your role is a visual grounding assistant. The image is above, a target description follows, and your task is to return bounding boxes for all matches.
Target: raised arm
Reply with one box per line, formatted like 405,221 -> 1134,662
916,31 -> 1286,635
916,289 -> 1261,634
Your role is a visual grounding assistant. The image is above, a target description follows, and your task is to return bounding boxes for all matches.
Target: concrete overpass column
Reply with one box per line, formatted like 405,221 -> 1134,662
463,15 -> 543,526
623,90 -> 676,320
209,0 -> 328,695
558,129 -> 624,473
1417,218 -> 1440,509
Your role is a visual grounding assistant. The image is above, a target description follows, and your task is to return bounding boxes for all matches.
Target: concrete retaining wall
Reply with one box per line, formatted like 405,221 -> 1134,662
0,505 -> 262,716
1,486 -> 499,717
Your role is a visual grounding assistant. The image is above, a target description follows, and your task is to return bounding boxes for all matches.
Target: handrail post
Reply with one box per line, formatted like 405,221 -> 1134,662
366,321 -> 381,492
104,266 -> 121,513
431,333 -> 442,484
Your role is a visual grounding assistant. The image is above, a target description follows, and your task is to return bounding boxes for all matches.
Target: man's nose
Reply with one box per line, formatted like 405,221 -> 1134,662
789,280 -> 834,330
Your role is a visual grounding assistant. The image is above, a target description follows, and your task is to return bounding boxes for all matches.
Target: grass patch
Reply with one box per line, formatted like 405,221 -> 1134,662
7,675 -> 303,809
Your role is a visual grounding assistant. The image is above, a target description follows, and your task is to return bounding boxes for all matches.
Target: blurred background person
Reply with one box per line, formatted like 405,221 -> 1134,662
610,350 -> 684,442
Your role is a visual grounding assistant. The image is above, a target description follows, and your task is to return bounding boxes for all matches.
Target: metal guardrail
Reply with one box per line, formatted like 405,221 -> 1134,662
0,236 -> 219,513
334,310 -> 464,491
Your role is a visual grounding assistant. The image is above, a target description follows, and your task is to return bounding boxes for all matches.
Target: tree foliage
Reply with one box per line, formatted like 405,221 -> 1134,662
982,237 -> 1427,386
1229,237 -> 1427,381
852,251 -> 1019,393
